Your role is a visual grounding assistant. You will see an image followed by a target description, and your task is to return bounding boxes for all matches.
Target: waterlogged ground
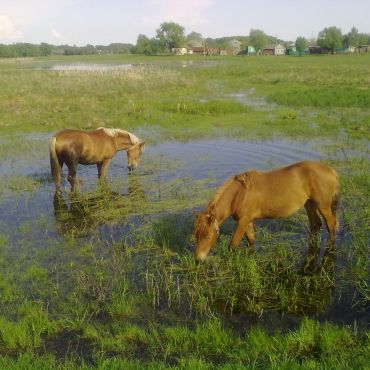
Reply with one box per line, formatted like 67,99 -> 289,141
1,134 -> 322,242
0,133 -> 368,315
0,55 -> 369,368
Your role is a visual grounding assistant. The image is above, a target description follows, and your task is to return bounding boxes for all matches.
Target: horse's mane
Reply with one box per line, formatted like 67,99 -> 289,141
194,177 -> 234,237
195,172 -> 256,237
234,170 -> 257,188
209,177 -> 235,208
98,127 -> 139,144
205,170 -> 257,211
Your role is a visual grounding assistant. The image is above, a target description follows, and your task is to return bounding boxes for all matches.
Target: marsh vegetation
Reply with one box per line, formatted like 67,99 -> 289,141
0,54 -> 369,369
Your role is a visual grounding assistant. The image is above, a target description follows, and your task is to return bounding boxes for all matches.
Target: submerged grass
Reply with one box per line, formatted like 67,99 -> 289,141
0,54 -> 369,368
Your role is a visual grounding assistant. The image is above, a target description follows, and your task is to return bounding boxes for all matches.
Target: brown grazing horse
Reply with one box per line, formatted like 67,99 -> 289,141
49,127 -> 145,192
194,161 -> 339,262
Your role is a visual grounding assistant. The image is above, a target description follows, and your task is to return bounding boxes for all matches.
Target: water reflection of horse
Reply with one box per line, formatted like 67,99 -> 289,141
194,161 -> 339,261
53,174 -> 146,236
299,243 -> 337,313
49,127 -> 145,193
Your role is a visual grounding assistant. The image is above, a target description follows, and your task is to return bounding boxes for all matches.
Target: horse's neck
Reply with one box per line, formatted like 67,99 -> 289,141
212,180 -> 237,225
113,134 -> 133,151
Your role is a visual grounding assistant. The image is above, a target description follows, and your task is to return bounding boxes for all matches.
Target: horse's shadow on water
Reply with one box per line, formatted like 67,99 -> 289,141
294,242 -> 337,314
300,241 -> 336,277
53,175 -> 146,237
226,242 -> 338,333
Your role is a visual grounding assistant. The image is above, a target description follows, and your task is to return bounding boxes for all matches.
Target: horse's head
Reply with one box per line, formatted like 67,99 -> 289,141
194,207 -> 219,262
106,129 -> 144,171
127,141 -> 145,171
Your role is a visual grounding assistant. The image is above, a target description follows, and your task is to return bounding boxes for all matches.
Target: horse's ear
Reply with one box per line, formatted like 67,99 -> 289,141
207,213 -> 215,223
139,142 -> 145,152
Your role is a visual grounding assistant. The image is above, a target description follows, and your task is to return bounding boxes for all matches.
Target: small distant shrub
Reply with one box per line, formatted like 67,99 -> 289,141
280,110 -> 298,120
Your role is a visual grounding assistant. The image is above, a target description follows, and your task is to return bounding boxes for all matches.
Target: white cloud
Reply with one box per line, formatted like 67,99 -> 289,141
142,0 -> 214,29
51,28 -> 65,41
0,14 -> 23,40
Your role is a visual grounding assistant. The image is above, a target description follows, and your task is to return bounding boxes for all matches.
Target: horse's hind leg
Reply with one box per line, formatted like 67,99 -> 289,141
50,151 -> 62,194
304,200 -> 322,240
53,162 -> 62,194
317,204 -> 337,243
66,161 -> 78,192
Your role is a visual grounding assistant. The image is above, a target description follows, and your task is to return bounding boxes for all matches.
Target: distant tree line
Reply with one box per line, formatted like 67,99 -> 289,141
294,27 -> 370,55
131,23 -> 370,56
0,42 -> 133,58
0,43 -> 53,57
1,24 -> 369,58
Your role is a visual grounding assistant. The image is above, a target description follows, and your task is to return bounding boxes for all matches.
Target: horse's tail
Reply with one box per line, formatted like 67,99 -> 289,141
331,173 -> 340,231
49,136 -> 61,190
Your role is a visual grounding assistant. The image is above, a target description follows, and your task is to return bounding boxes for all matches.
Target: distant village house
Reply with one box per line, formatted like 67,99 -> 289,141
262,44 -> 286,55
245,45 -> 256,55
191,46 -> 221,56
358,45 -> 370,53
171,47 -> 193,55
308,46 -> 330,54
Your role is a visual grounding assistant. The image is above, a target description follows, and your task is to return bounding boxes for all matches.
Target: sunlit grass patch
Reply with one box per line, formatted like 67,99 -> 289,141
268,86 -> 370,108
160,100 -> 251,115
0,302 -> 56,350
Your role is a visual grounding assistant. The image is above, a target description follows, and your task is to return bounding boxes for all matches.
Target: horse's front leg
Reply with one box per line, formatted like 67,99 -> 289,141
245,222 -> 256,245
230,218 -> 254,251
97,159 -> 111,182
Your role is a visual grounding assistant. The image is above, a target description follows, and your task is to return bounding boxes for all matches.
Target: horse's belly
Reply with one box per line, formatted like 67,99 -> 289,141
79,158 -> 96,165
260,198 -> 306,219
79,152 -> 106,165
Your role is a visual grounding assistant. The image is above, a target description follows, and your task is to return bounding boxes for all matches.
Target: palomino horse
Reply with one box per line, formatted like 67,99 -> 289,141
194,161 -> 339,262
49,127 -> 145,192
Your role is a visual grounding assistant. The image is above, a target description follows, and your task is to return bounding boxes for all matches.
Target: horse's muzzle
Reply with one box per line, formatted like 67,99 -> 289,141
127,164 -> 137,171
194,252 -> 207,263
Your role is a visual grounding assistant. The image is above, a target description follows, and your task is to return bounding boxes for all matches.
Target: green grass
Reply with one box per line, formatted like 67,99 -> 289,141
0,319 -> 368,369
1,54 -> 369,141
0,53 -> 369,369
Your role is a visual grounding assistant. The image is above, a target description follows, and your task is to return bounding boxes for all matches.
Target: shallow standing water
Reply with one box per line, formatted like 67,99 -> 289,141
0,135 -> 322,241
0,133 -> 367,330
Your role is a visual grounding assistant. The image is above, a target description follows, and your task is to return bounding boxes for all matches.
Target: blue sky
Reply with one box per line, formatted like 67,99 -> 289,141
1,0 -> 369,45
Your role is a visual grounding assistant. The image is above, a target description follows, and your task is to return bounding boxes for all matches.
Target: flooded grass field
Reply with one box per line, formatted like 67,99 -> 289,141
0,54 -> 369,369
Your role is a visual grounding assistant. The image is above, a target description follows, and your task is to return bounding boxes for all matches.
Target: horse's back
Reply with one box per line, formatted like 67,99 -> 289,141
292,161 -> 339,203
294,160 -> 338,185
55,129 -> 90,140
52,129 -> 97,161
294,160 -> 336,175
239,161 -> 338,219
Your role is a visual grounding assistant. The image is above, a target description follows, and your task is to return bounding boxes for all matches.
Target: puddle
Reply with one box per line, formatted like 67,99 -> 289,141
0,135 -> 323,253
228,88 -> 276,109
0,136 -> 322,190
40,63 -> 133,71
10,59 -> 220,71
